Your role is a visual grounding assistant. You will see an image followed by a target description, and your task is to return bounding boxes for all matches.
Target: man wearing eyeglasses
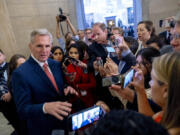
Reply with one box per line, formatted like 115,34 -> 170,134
160,19 -> 180,55
171,20 -> 180,51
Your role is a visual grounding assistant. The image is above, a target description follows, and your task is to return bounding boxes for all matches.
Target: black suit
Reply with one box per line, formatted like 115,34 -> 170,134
119,52 -> 136,74
88,42 -> 108,71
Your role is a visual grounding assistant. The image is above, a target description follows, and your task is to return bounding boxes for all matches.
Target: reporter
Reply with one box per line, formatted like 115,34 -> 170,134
153,52 -> 180,135
63,44 -> 97,112
1,54 -> 26,135
136,20 -> 156,55
50,46 -> 64,62
130,51 -> 180,135
109,47 -> 161,114
116,37 -> 136,74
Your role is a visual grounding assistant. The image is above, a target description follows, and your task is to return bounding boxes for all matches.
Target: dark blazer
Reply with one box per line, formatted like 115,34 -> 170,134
88,42 -> 124,110
158,30 -> 171,45
88,42 -> 108,71
120,52 -> 136,74
88,42 -> 119,71
12,56 -> 66,135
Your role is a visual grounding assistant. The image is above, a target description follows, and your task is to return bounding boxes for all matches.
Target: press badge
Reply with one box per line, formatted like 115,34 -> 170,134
80,90 -> 87,96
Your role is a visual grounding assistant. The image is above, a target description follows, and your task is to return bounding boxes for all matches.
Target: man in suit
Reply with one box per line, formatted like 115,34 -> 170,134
158,19 -> 175,45
171,19 -> 180,51
12,29 -> 77,135
88,23 -> 124,110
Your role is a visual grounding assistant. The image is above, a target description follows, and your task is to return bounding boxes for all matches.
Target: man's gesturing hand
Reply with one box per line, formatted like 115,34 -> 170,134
44,101 -> 72,120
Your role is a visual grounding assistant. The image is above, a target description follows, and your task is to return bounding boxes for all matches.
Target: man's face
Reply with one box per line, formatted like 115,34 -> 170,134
29,35 -> 52,62
92,25 -> 107,44
171,24 -> 180,51
78,30 -> 85,40
111,29 -> 122,42
85,29 -> 92,40
0,52 -> 5,65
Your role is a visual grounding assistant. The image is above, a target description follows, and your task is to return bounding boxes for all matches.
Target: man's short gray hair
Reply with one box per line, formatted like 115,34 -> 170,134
30,28 -> 53,44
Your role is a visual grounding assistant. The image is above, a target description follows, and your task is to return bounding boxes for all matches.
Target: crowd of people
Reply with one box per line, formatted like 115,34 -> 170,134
0,12 -> 180,135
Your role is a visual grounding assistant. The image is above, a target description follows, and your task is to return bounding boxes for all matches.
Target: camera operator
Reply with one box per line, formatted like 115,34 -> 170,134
158,17 -> 175,45
56,12 -> 78,51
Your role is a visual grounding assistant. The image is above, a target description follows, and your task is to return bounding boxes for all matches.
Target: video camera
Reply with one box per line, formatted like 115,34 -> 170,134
58,8 -> 66,22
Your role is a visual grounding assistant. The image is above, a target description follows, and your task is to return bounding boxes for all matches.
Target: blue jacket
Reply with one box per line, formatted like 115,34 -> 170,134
12,56 -> 66,135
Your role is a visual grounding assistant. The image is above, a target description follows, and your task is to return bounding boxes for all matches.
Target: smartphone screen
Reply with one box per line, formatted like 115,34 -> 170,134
68,106 -> 104,131
123,69 -> 134,88
164,20 -> 170,28
115,37 -> 123,46
106,47 -> 115,53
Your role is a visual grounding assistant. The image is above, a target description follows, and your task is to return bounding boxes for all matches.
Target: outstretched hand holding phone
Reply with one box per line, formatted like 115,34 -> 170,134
130,66 -> 145,93
118,37 -> 129,51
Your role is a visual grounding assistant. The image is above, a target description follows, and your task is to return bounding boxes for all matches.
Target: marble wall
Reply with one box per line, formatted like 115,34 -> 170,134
0,0 -> 180,60
147,0 -> 180,33
0,0 -> 77,60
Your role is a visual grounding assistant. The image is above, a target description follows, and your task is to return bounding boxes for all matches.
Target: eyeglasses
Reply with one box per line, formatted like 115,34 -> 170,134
170,33 -> 180,40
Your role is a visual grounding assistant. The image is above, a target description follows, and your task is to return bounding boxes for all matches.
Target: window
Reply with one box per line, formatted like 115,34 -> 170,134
83,0 -> 134,28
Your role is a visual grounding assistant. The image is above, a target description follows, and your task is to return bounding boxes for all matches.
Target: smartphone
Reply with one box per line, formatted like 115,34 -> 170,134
67,106 -> 104,131
121,69 -> 134,88
164,19 -> 170,28
106,47 -> 117,57
96,57 -> 103,67
102,74 -> 122,87
114,37 -> 123,46
106,47 -> 116,53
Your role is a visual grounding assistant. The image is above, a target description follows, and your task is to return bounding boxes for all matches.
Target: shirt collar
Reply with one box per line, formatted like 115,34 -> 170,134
31,54 -> 48,68
0,62 -> 6,68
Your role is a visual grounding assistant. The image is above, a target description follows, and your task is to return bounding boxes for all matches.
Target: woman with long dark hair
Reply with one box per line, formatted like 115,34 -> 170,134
50,46 -> 64,62
63,43 -> 97,112
3,54 -> 26,135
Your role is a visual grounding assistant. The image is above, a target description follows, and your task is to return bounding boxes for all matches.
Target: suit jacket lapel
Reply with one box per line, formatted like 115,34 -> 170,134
48,59 -> 63,94
28,57 -> 58,94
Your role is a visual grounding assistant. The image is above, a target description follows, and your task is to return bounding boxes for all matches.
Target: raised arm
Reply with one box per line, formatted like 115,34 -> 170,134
66,16 -> 77,36
56,16 -> 61,39
131,68 -> 154,116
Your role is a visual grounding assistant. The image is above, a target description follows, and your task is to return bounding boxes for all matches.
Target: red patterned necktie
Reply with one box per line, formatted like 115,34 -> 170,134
43,63 -> 59,93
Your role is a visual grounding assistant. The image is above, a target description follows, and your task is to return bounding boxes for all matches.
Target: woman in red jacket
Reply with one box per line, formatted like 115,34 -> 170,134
63,43 -> 97,112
